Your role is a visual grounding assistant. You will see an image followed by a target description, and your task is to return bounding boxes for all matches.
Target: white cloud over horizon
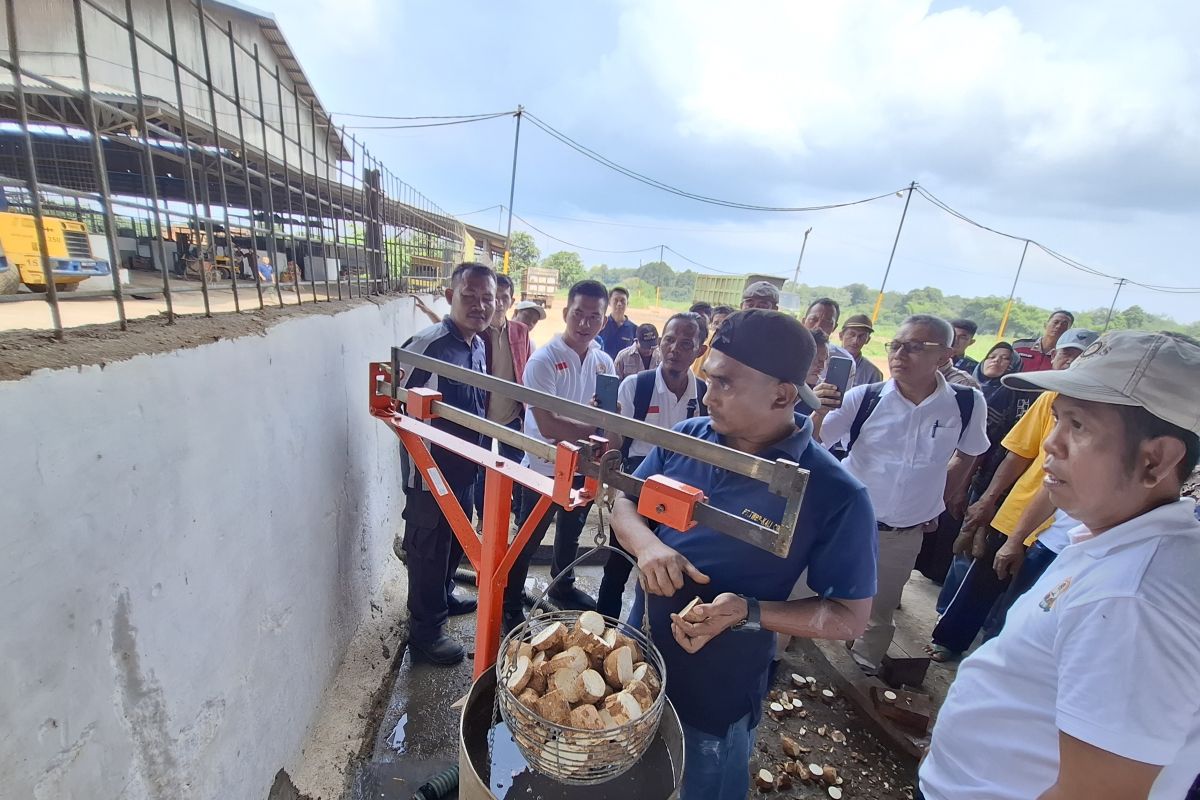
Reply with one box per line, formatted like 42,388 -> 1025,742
259,0 -> 1200,322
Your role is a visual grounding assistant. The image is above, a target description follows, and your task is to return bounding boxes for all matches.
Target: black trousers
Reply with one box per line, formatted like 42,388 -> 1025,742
503,478 -> 593,615
930,529 -> 1010,654
596,455 -> 645,619
402,482 -> 471,644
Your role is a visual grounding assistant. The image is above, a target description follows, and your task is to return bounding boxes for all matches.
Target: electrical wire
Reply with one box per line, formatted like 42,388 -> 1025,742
332,110 -> 516,120
339,112 -> 513,130
915,186 -> 1200,294
523,111 -> 904,213
509,210 -> 660,254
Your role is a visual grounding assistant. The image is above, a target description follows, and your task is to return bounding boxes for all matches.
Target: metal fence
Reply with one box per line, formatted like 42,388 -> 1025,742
0,0 -> 464,338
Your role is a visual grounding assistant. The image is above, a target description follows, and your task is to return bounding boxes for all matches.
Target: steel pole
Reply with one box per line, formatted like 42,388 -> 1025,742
996,240 -> 1030,339
1103,278 -> 1127,332
791,227 -> 812,288
871,181 -> 915,324
501,106 -> 522,274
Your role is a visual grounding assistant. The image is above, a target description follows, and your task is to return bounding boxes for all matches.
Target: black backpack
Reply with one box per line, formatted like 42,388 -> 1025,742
845,381 -> 975,454
620,369 -> 707,460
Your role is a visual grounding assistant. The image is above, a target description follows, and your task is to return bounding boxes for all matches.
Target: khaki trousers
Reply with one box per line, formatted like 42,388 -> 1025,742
850,524 -> 925,669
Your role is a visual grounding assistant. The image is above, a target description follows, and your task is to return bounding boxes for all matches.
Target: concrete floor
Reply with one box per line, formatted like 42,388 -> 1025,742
347,564 -> 617,800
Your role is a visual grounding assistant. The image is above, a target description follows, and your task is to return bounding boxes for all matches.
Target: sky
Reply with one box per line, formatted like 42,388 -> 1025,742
252,0 -> 1200,322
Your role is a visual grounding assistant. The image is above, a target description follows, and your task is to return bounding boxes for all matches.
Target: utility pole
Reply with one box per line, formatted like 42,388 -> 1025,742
997,239 -> 1030,339
871,181 -> 915,324
791,227 -> 812,289
1103,278 -> 1128,331
659,244 -> 665,265
501,106 -> 523,275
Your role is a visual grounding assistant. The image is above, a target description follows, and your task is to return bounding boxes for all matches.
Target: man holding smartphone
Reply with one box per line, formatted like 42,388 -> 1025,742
815,315 -> 990,672
503,280 -> 623,632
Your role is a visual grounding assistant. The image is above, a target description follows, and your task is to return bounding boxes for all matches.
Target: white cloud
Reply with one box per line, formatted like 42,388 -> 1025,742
599,0 -> 1200,207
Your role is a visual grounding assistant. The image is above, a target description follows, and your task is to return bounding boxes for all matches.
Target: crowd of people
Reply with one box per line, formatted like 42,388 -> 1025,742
395,262 -> 1200,800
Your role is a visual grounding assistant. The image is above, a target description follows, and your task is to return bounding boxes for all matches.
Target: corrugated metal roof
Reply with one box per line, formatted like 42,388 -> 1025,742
205,0 -> 349,161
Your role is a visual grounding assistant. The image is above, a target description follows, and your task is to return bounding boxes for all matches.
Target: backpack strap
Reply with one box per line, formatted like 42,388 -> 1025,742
846,382 -> 886,454
622,370 -> 658,459
951,384 -> 976,443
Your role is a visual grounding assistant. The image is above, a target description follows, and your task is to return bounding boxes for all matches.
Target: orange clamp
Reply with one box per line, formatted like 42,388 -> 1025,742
406,387 -> 441,420
638,475 -> 705,531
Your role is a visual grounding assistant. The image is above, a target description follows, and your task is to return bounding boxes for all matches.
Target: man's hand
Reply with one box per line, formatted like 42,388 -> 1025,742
637,539 -> 709,597
670,592 -> 745,653
961,496 -> 999,533
994,538 -> 1027,580
945,489 -> 969,520
812,382 -> 842,413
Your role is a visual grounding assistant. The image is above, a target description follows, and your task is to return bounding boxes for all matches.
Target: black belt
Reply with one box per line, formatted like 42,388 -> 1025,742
877,521 -> 915,532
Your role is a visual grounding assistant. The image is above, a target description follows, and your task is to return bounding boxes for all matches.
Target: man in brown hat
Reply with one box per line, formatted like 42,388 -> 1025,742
840,313 -> 883,387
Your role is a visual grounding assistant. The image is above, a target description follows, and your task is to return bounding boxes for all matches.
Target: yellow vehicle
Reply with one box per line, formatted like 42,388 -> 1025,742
0,211 -> 111,293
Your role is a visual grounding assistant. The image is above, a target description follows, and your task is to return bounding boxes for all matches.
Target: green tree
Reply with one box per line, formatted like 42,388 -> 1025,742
636,260 -> 674,288
542,250 -> 586,287
507,230 -> 540,285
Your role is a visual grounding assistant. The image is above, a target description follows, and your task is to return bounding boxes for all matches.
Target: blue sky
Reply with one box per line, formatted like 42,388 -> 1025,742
256,0 -> 1200,323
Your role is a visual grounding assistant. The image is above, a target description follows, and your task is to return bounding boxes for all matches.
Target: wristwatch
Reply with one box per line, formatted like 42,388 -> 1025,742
731,595 -> 761,632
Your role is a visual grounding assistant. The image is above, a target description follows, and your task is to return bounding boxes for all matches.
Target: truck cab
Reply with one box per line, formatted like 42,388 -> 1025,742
0,211 -> 111,293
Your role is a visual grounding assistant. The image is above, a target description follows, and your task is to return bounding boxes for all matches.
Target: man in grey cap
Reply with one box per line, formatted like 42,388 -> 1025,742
740,280 -> 780,310
920,330 -> 1200,800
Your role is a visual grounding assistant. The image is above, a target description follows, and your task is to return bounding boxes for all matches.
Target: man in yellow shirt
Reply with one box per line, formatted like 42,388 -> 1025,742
927,328 -> 1097,660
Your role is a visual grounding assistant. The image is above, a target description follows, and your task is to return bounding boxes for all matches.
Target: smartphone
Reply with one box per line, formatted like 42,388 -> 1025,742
825,355 -> 853,395
595,373 -> 620,413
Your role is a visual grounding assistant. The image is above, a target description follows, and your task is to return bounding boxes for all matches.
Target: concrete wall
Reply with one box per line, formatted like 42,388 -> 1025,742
0,297 -> 433,799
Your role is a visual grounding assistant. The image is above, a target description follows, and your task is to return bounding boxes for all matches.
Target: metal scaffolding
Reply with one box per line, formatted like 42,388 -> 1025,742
0,0 -> 464,337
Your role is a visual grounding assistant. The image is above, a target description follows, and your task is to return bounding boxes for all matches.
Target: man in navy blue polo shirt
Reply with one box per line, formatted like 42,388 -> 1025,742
611,310 -> 878,800
397,262 -> 496,666
598,285 -> 637,360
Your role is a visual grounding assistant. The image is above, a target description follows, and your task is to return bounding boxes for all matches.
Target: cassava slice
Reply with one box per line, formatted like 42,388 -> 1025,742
517,687 -> 541,710
576,669 -> 607,704
603,646 -> 634,688
578,630 -> 612,661
575,610 -> 607,637
613,632 -> 642,663
598,708 -> 618,729
534,689 -> 571,725
569,703 -> 604,731
548,645 -> 588,675
624,678 -> 654,711
679,595 -> 703,620
631,661 -> 661,693
550,668 -> 584,703
530,621 -> 567,652
505,640 -> 534,668
506,655 -> 532,693
754,768 -> 775,791
602,691 -> 643,725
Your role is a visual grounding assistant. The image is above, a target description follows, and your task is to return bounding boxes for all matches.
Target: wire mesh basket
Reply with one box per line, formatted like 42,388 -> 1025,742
495,548 -> 668,785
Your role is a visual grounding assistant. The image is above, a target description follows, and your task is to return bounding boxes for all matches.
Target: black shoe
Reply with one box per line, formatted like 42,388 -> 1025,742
409,635 -> 465,666
447,593 -> 477,616
502,610 -> 526,637
548,585 -> 598,612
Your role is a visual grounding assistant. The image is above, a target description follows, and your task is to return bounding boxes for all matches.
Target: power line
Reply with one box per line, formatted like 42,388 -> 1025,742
339,112 -> 513,130
914,186 -> 1200,294
332,110 -> 516,120
523,111 -> 905,213
509,210 -> 659,254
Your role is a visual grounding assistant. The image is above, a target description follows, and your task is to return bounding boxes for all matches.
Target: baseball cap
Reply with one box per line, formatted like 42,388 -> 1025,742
1002,330 -> 1200,434
841,313 -> 874,333
1054,328 -> 1099,352
513,300 -> 546,320
742,281 -> 781,303
710,310 -> 821,410
636,323 -> 659,345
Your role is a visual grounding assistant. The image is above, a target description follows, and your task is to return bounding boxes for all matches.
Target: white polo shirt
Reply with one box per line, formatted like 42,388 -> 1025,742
617,367 -> 701,460
920,499 -> 1200,800
819,374 -> 989,527
521,335 -> 615,477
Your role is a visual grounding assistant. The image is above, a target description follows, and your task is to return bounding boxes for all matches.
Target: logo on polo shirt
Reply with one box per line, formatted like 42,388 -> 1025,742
647,405 -> 660,414
554,361 -> 569,371
1039,576 -> 1072,611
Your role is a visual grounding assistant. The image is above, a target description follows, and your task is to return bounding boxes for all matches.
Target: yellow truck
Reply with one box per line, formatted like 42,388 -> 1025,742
0,211 -> 111,294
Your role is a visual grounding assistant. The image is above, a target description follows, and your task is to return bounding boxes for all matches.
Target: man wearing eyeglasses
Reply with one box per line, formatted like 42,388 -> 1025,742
815,315 -> 990,672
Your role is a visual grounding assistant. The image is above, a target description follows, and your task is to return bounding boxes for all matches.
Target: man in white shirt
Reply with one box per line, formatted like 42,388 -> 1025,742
803,297 -> 858,387
920,330 -> 1200,800
596,311 -> 709,618
502,280 -> 624,632
816,314 -> 989,671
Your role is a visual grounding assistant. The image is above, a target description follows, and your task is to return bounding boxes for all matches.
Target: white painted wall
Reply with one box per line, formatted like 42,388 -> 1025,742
0,297 -> 432,800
